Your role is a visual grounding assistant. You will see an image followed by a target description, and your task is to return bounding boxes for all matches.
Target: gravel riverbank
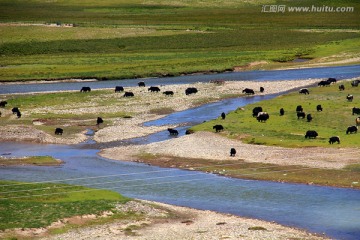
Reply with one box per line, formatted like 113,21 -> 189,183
42,200 -> 327,240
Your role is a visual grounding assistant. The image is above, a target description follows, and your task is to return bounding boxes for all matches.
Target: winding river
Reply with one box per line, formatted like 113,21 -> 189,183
1,65 -> 360,240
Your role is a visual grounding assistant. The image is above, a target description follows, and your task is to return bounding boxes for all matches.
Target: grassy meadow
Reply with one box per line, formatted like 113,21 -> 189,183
191,80 -> 360,147
0,180 -> 131,230
0,0 -> 359,81
0,156 -> 62,166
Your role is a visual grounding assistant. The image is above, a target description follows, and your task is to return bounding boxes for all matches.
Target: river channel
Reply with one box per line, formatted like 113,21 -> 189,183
1,65 -> 360,239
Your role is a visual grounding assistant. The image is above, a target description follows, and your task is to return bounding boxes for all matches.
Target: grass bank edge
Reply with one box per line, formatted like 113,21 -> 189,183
136,153 -> 360,189
0,155 -> 62,166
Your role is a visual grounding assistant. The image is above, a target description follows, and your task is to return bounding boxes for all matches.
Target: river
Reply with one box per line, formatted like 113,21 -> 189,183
1,65 -> 360,240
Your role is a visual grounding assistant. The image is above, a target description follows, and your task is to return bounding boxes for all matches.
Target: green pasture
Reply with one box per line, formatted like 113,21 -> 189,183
0,156 -> 61,166
0,180 -> 131,230
0,0 -> 359,81
191,81 -> 360,147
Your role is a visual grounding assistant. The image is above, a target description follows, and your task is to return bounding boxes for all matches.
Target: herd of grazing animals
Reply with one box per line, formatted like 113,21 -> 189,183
211,77 -> 359,148
1,78 -> 358,153
0,81 -> 201,138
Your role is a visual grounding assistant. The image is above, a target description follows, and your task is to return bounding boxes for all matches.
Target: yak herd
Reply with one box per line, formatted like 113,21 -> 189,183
0,81 -> 201,138
211,78 -> 359,149
68,82 -> 201,136
1,78 -> 359,155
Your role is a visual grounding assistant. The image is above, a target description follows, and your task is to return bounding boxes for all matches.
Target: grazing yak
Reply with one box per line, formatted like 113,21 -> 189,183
213,124 -> 224,132
329,136 -> 340,144
257,112 -> 269,122
0,101 -> 7,107
12,107 -> 20,115
115,86 -> 124,92
242,88 -> 255,95
327,78 -> 337,84
346,125 -> 358,134
167,128 -> 179,136
163,91 -> 174,96
80,86 -> 91,92
230,148 -> 236,157
252,106 -> 263,117
123,91 -> 134,97
352,107 -> 360,115
148,86 -> 161,92
16,111 -> 21,118
339,84 -> 345,91
12,107 -> 21,118
299,88 -> 309,94
306,114 -> 313,122
138,81 -> 146,87
318,80 -> 330,87
351,80 -> 360,87
356,117 -> 360,126
279,108 -> 285,116
297,112 -> 306,119
185,87 -> 198,95
260,87 -> 264,93
221,112 -> 226,120
97,117 -> 103,125
305,130 -> 318,139
316,105 -> 323,112
55,128 -> 63,135
347,94 -> 353,102
296,105 -> 303,112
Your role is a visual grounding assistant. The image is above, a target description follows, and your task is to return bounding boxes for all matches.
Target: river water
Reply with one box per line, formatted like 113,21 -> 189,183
1,65 -> 360,239
1,64 -> 360,94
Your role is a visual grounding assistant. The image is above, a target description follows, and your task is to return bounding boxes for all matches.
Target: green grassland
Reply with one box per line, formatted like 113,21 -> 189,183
0,156 -> 62,166
0,180 -> 131,230
0,0 -> 359,81
191,81 -> 360,147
